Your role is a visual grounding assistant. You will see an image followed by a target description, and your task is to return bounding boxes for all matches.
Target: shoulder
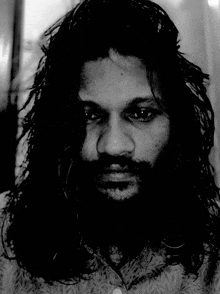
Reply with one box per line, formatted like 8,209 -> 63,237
0,190 -> 8,253
0,193 -> 76,294
197,253 -> 220,294
0,191 -> 15,294
0,190 -> 9,240
0,191 -> 7,212
212,262 -> 220,294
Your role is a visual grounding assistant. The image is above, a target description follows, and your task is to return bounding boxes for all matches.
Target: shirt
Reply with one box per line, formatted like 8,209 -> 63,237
1,193 -> 220,294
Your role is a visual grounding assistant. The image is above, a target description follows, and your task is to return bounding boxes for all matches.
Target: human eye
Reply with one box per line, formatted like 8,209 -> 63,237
125,107 -> 161,123
84,107 -> 106,124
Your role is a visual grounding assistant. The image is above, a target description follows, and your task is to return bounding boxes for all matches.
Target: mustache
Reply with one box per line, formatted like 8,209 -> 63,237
63,154 -> 157,202
81,154 -> 153,175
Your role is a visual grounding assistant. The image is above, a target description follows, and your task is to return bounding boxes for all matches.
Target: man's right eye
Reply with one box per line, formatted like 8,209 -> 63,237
84,108 -> 105,124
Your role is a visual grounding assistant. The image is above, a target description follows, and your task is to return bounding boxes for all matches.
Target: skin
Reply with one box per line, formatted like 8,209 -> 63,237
79,50 -> 170,201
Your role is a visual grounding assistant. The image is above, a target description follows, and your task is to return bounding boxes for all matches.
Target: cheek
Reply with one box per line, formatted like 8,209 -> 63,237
81,128 -> 98,160
134,122 -> 170,162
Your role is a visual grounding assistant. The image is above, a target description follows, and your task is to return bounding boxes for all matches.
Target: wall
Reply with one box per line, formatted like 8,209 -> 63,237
153,0 -> 220,187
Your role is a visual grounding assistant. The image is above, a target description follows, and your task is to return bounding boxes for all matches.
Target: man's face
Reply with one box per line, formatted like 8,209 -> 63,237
79,50 -> 170,201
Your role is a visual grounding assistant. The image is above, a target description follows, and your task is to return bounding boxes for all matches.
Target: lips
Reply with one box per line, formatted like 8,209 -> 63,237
102,172 -> 134,182
93,165 -> 139,200
102,164 -> 129,172
95,171 -> 139,200
96,164 -> 137,184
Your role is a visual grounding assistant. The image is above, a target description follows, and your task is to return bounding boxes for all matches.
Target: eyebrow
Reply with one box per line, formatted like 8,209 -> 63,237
80,96 -> 157,110
125,96 -> 157,109
80,100 -> 103,109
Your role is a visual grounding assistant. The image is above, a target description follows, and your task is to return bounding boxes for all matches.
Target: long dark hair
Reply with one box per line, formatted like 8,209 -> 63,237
2,0 -> 220,285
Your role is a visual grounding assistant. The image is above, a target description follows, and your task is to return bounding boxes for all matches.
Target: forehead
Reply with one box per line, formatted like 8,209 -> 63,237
83,51 -> 145,77
79,50 -> 159,108
82,50 -> 146,82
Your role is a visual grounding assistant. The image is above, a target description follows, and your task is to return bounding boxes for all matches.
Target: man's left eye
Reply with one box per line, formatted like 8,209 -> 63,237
125,108 -> 159,123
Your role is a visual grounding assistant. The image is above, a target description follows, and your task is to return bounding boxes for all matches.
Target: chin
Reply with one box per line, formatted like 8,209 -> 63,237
98,183 -> 139,201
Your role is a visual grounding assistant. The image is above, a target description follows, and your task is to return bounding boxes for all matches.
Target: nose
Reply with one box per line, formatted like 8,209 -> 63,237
97,114 -> 135,156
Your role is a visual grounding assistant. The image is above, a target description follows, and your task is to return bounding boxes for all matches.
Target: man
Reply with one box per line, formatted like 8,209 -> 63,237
1,0 -> 220,293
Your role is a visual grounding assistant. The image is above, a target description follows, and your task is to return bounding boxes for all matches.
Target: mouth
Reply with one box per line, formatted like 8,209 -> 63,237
95,168 -> 139,200
97,164 -> 137,183
101,172 -> 135,182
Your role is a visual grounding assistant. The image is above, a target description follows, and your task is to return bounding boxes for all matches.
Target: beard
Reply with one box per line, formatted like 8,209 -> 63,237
63,146 -> 206,266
